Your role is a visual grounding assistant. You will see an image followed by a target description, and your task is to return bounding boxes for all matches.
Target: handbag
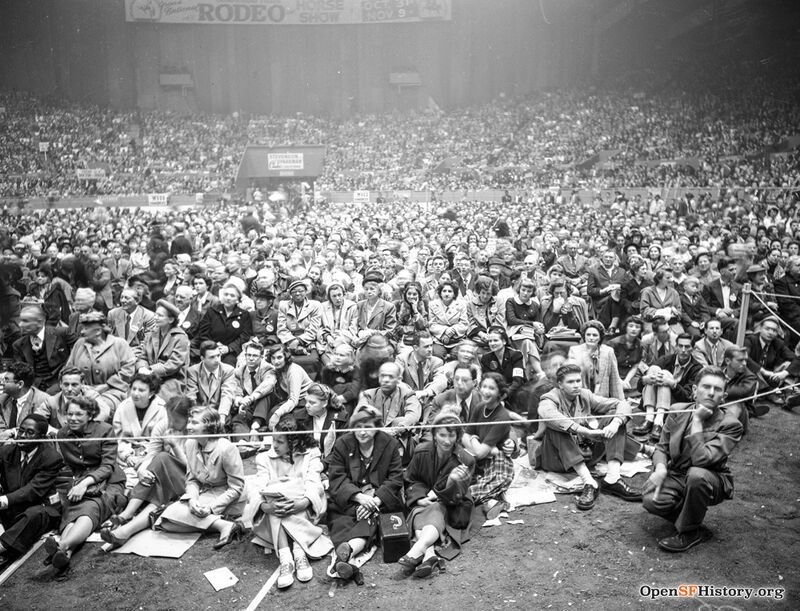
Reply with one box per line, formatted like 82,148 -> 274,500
433,464 -> 474,530
81,479 -> 108,498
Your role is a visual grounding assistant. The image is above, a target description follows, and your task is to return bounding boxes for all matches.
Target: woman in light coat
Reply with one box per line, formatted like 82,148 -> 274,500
100,396 -> 191,549
568,320 -> 625,400
428,281 -> 468,359
112,372 -> 168,487
65,311 -> 136,422
157,407 -> 245,546
236,417 -> 332,589
639,269 -> 683,334
317,282 -> 358,365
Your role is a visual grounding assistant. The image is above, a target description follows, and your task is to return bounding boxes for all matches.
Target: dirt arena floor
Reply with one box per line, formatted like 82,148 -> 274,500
1,408 -> 797,611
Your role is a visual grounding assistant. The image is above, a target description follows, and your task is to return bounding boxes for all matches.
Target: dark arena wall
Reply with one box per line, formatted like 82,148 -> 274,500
0,0 -> 594,115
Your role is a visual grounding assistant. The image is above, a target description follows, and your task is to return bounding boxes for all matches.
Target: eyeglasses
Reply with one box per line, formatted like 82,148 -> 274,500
16,427 -> 39,438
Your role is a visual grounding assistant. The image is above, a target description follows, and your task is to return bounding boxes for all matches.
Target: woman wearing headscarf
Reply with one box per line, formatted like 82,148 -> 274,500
298,383 -> 349,458
135,299 -> 190,399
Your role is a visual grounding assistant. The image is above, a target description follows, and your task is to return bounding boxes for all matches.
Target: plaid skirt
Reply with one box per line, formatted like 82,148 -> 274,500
468,454 -> 514,505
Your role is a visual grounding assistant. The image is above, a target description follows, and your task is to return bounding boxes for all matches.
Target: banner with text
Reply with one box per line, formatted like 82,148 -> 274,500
267,152 -> 304,171
124,0 -> 451,25
148,193 -> 170,205
353,190 -> 370,203
76,168 -> 107,180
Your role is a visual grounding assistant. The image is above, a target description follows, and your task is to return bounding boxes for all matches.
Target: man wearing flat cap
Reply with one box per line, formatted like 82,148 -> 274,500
277,279 -> 322,378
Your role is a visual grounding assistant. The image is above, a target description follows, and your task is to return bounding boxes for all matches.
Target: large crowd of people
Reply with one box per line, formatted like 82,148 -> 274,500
0,176 -> 799,587
1,59 -> 800,591
2,60 -> 800,199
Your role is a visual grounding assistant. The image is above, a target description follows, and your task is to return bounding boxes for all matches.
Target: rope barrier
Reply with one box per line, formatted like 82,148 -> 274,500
750,291 -> 800,340
6,380 -> 798,445
751,290 -> 800,301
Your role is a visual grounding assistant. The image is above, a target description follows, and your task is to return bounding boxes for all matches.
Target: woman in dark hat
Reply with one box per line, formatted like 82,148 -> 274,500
134,299 -> 191,399
28,263 -> 70,326
64,311 -> 136,422
250,287 -> 280,347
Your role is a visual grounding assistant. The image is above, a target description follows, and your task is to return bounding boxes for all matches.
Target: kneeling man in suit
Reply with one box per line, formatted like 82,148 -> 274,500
643,366 -> 744,552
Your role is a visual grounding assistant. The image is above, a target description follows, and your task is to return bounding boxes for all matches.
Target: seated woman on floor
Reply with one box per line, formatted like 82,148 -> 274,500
112,372 -> 168,488
399,412 -> 475,579
299,383 -> 350,458
319,341 -> 362,414
156,407 -> 245,548
326,405 -> 404,581
45,395 -> 128,576
100,396 -> 192,549
233,417 -> 332,590
460,372 -> 516,520
263,344 -> 314,431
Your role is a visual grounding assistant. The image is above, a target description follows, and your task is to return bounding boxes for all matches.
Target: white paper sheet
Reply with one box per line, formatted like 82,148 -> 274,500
204,567 -> 239,591
110,529 -> 201,558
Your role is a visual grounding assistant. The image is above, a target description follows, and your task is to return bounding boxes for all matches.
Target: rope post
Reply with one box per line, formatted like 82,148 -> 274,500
736,282 -> 751,346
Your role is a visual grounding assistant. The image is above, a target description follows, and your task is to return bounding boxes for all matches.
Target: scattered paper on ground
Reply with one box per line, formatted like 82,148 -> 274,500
508,455 -> 651,499
204,566 -> 239,591
506,457 -> 558,506
111,530 -> 201,558
505,519 -> 525,525
482,517 -> 502,528
86,532 -> 104,543
593,456 -> 652,477
542,471 -> 584,493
